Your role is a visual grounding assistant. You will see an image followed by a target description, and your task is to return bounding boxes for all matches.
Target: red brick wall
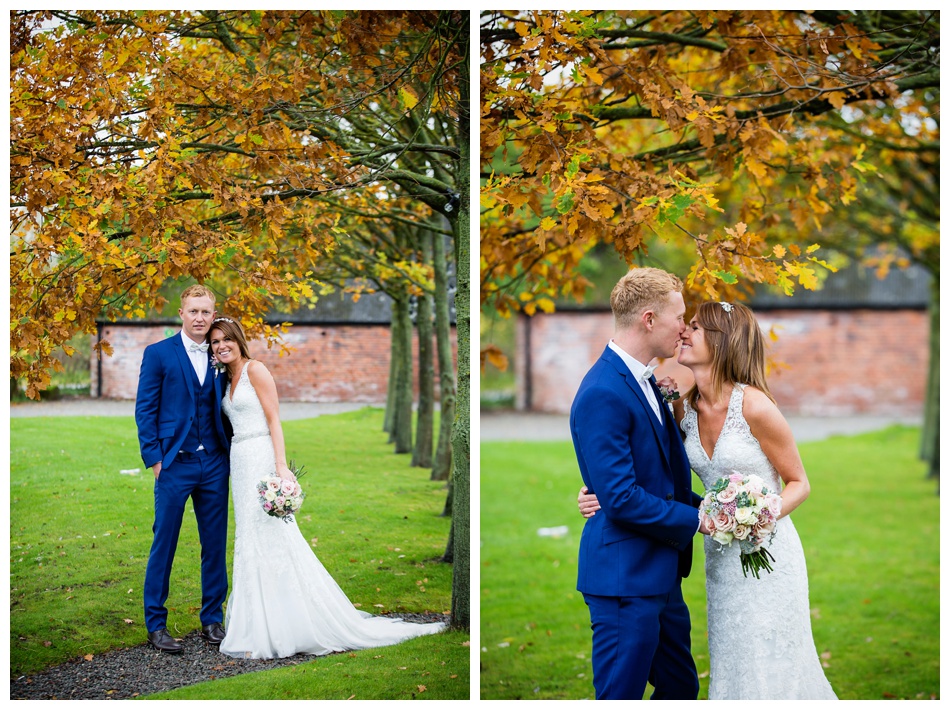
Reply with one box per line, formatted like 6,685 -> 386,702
91,323 -> 457,402
515,309 -> 928,416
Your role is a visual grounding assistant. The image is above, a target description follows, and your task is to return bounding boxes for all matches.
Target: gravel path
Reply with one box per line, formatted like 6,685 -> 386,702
10,612 -> 448,700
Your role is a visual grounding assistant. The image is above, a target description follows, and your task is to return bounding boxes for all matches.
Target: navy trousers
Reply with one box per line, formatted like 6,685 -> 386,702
143,449 -> 229,633
584,584 -> 699,700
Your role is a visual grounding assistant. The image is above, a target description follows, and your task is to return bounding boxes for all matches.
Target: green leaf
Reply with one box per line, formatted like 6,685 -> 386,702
555,191 -> 575,214
712,270 -> 738,284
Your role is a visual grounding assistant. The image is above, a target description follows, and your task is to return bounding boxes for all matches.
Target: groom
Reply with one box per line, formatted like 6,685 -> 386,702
135,284 -> 231,653
571,267 -> 707,699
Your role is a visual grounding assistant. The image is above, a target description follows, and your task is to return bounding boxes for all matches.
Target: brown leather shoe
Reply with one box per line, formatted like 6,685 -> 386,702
147,628 -> 183,654
200,622 -> 225,645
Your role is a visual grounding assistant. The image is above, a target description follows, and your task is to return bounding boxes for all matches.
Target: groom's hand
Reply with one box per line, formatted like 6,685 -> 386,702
152,462 -> 162,480
578,486 -> 600,518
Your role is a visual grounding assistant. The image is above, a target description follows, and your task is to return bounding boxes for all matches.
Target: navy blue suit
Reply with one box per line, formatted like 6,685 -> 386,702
135,332 -> 231,633
571,346 -> 702,699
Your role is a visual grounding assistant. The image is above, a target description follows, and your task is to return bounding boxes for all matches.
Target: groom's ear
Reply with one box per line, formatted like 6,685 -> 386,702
641,308 -> 655,331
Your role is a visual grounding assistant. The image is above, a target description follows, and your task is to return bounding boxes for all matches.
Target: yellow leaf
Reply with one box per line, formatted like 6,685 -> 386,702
539,216 -> 558,230
772,245 -> 786,258
537,298 -> 555,313
515,21 -> 529,37
806,243 -> 820,254
398,86 -> 419,111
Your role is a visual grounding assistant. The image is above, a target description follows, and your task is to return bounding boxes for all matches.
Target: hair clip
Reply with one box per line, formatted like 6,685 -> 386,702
719,302 -> 734,313
213,317 -> 236,324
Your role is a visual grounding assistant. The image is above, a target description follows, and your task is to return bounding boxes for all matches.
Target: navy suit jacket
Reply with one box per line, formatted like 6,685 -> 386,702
135,332 -> 231,471
571,346 -> 701,598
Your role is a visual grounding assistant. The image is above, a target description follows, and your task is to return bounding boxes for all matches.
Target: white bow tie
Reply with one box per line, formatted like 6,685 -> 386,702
640,364 -> 657,382
188,342 -> 209,353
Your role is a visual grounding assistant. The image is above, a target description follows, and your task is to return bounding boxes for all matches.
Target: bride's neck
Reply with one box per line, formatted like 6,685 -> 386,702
228,357 -> 248,379
691,366 -> 729,408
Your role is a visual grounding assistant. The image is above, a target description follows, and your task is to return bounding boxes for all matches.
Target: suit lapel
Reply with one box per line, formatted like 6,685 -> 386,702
172,336 -> 198,403
602,349 -> 673,472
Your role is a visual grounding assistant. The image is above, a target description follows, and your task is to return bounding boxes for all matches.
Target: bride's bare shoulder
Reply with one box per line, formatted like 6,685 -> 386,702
246,359 -> 274,382
741,386 -> 789,433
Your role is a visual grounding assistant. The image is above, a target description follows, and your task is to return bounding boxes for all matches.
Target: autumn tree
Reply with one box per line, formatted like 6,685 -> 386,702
480,10 -> 939,477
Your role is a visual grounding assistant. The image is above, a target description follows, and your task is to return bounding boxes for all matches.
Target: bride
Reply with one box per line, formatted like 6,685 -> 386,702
207,317 -> 445,659
579,301 -> 836,700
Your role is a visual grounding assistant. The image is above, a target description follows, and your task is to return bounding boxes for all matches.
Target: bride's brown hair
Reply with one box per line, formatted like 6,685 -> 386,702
685,301 -> 775,407
207,317 -> 251,375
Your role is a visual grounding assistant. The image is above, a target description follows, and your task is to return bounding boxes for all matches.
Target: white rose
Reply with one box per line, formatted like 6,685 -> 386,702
264,489 -> 277,501
712,530 -> 734,546
735,507 -> 759,526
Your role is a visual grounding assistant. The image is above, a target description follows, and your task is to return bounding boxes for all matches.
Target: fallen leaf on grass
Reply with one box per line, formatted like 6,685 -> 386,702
83,654 -> 94,661
123,619 -> 134,624
417,685 -> 427,693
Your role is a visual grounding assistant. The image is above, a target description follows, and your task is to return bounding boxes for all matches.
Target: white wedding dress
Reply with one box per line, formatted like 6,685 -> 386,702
218,361 -> 445,659
682,384 -> 836,700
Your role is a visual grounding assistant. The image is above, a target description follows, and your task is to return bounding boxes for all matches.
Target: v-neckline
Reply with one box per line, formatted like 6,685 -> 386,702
229,361 -> 249,404
696,385 -> 736,462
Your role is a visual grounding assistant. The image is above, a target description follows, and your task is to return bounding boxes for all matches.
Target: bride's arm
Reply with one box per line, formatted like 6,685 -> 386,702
247,360 -> 293,480
742,387 -> 810,519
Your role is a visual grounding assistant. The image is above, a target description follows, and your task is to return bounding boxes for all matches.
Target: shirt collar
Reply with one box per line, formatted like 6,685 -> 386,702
181,330 -> 205,351
608,339 -> 654,381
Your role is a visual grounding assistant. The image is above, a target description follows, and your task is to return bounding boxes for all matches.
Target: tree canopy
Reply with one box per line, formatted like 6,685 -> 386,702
11,9 -> 466,398
480,10 -> 939,317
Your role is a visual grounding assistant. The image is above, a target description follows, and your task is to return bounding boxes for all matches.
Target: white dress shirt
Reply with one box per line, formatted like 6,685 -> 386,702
608,340 -> 663,425
181,331 -> 209,386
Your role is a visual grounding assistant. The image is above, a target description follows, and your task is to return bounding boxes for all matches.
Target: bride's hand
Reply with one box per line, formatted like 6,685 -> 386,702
578,486 -> 600,518
276,463 -> 295,481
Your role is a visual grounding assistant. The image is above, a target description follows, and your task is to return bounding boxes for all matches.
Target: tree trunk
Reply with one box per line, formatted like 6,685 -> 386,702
412,234 -> 435,468
383,318 -> 398,437
391,293 -> 414,453
921,277 -> 939,487
449,25 -> 470,630
432,223 -> 455,481
442,514 -> 455,564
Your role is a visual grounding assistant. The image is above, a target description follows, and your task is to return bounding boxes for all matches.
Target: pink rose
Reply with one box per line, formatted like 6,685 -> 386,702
263,502 -> 272,511
729,473 -> 744,483
275,496 -> 286,507
717,482 -> 738,504
712,509 -> 733,531
267,478 -> 281,492
733,524 -> 750,540
765,493 -> 783,518
280,479 -> 296,496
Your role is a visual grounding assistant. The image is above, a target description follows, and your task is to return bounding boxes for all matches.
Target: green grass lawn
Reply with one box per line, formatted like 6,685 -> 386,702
479,426 -> 938,700
10,408 -> 469,699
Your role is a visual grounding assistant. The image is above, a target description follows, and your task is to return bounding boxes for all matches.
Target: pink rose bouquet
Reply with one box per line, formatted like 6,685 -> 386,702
256,461 -> 307,523
699,472 -> 781,579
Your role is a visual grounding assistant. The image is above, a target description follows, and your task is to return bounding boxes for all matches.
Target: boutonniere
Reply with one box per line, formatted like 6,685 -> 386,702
210,355 -> 227,379
658,384 -> 680,404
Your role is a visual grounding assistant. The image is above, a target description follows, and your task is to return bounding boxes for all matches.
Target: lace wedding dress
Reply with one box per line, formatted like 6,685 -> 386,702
218,361 -> 445,659
682,384 -> 836,700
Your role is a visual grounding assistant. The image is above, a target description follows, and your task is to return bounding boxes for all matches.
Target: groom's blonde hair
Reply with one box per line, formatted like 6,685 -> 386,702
610,268 -> 683,331
180,284 -> 216,305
